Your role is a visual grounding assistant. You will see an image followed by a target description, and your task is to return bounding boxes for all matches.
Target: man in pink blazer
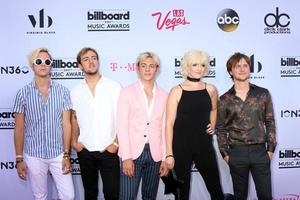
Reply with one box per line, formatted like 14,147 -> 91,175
117,52 -> 169,200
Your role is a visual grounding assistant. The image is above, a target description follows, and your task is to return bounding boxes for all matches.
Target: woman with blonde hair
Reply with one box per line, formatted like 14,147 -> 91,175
165,50 -> 224,199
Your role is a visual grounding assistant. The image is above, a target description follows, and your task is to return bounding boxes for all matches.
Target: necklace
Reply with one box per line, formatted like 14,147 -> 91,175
187,76 -> 200,82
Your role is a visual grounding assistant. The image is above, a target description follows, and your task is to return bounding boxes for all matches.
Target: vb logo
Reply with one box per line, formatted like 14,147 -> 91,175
250,55 -> 262,73
28,9 -> 53,28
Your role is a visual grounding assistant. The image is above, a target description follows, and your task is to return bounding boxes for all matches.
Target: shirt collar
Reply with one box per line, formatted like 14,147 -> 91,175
30,79 -> 53,89
138,79 -> 156,94
229,83 -> 255,95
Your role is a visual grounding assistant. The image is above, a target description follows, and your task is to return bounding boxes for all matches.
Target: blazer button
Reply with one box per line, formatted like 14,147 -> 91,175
144,135 -> 147,137
147,123 -> 149,125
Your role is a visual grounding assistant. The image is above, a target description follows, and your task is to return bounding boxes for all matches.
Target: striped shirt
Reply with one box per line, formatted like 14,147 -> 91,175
12,80 -> 72,159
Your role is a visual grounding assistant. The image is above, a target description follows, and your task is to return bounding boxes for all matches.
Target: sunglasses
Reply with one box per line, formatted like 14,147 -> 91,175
33,58 -> 53,66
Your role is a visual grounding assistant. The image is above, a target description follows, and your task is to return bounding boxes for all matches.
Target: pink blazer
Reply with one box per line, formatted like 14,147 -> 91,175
117,82 -> 168,162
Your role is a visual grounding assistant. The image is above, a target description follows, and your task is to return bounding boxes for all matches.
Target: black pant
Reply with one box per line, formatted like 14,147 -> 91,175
77,148 -> 120,200
174,142 -> 224,200
228,144 -> 272,200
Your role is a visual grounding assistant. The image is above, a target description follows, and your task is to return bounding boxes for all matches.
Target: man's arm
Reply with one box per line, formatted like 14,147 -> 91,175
70,110 -> 84,152
62,110 -> 72,153
14,113 -> 27,180
215,99 -> 230,160
264,91 -> 277,159
62,110 -> 72,174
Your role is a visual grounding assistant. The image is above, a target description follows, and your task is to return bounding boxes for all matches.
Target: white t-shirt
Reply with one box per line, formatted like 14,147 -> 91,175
71,76 -> 121,152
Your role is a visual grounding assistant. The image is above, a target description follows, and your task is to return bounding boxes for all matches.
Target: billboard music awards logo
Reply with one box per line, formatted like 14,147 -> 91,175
152,9 -> 190,31
70,151 -> 81,175
87,9 -> 131,31
51,58 -> 84,80
264,7 -> 291,34
0,108 -> 15,129
278,148 -> 300,169
217,8 -> 239,32
280,56 -> 300,77
0,65 -> 29,75
249,54 -> 264,79
27,9 -> 55,35
110,62 -> 136,72
174,57 -> 216,79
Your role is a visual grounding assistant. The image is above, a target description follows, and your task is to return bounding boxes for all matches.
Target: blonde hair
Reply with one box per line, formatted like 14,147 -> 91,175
28,48 -> 52,67
181,50 -> 209,78
136,51 -> 160,67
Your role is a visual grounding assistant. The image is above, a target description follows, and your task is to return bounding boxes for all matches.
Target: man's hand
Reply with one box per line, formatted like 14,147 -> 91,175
122,159 -> 134,177
159,161 -> 169,177
224,155 -> 229,163
72,142 -> 85,152
17,162 -> 27,180
62,158 -> 72,175
106,143 -> 118,154
267,151 -> 273,160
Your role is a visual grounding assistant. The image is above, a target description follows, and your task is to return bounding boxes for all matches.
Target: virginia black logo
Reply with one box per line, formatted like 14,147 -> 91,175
28,9 -> 53,28
250,55 -> 262,73
249,55 -> 264,79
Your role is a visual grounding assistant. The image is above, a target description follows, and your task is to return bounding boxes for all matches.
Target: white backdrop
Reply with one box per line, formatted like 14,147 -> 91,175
1,0 -> 300,199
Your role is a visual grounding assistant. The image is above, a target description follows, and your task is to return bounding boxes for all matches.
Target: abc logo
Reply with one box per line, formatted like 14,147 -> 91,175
217,8 -> 239,32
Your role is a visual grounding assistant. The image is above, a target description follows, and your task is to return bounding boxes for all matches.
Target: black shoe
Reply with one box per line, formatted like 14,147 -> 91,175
224,193 -> 234,200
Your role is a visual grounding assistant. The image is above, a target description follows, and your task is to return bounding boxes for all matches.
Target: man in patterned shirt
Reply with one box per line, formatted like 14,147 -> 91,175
216,52 -> 277,200
13,48 -> 74,200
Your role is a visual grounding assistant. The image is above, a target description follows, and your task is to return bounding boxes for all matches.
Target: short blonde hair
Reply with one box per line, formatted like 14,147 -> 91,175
181,50 -> 209,78
28,48 -> 52,67
136,51 -> 160,67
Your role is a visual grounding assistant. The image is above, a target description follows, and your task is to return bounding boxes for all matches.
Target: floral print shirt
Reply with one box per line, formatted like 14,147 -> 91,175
216,83 -> 277,158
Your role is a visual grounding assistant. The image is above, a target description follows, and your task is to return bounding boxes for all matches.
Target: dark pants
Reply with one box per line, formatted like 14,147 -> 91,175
77,148 -> 120,200
228,144 -> 272,200
174,142 -> 224,200
119,144 -> 161,200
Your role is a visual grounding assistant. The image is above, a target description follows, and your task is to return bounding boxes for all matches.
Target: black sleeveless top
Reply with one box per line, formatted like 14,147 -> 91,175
173,83 -> 212,149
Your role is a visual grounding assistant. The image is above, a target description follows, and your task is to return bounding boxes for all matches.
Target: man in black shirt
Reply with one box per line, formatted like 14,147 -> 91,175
216,52 -> 277,200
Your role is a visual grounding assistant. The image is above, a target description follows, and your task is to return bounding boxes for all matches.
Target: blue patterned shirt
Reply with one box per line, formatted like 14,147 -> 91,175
12,80 -> 72,159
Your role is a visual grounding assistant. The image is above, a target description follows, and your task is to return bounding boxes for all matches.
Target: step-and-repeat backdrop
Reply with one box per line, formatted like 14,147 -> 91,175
1,0 -> 299,199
